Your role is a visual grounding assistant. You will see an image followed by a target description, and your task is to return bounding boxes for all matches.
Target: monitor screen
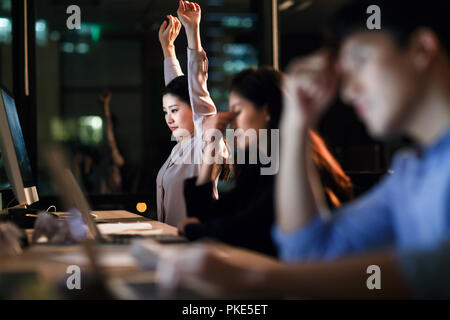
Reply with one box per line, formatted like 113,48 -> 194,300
0,152 -> 9,189
0,89 -> 34,188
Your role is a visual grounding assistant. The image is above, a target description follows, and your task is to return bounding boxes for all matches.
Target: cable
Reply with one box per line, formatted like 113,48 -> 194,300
46,205 -> 57,213
4,195 -> 57,213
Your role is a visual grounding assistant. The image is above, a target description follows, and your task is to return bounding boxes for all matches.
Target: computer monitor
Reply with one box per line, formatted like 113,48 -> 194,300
0,87 -> 38,207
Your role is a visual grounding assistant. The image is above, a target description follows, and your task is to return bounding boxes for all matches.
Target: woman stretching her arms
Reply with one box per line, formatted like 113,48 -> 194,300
156,2 -> 227,227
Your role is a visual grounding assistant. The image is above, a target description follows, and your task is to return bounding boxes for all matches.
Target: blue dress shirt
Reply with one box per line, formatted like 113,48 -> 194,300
273,126 -> 450,264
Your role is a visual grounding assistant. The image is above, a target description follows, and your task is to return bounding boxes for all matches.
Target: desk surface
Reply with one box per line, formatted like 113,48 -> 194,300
0,210 -> 279,299
61,210 -> 178,234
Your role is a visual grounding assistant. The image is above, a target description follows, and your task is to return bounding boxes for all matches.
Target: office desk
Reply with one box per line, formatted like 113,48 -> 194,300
22,210 -> 178,241
0,210 -> 279,299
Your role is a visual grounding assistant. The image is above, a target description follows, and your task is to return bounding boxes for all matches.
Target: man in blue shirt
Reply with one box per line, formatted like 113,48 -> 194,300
274,130 -> 450,263
275,0 -> 450,264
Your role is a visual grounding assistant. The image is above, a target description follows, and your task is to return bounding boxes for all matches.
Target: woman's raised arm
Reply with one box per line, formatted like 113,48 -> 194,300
177,0 -> 216,117
158,14 -> 183,86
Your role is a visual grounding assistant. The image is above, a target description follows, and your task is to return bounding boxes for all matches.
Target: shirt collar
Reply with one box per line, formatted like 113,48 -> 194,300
422,124 -> 450,156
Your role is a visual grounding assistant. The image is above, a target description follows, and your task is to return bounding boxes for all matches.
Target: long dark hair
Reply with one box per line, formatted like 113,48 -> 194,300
229,66 -> 353,206
230,66 -> 283,130
163,76 -> 232,181
162,76 -> 190,105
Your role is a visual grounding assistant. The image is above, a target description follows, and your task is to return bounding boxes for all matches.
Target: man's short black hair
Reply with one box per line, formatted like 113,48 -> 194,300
331,0 -> 450,54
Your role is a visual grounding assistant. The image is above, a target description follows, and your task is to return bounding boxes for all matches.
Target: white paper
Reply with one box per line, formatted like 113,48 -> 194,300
97,222 -> 154,235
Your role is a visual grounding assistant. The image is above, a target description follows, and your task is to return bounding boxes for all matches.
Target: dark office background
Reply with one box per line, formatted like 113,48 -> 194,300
0,0 -> 407,216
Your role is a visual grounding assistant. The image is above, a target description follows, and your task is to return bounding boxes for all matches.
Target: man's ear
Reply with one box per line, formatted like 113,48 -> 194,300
410,28 -> 441,71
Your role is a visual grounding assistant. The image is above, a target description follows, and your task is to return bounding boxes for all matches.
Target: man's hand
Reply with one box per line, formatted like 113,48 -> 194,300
276,49 -> 337,236
156,244 -> 255,297
177,0 -> 201,31
283,49 -> 338,128
158,15 -> 182,49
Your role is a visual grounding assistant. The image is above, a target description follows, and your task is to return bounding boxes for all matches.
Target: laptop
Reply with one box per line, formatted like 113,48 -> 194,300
42,144 -> 187,245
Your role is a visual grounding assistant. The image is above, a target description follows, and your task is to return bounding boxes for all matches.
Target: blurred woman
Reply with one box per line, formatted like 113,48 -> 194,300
179,45 -> 353,256
98,89 -> 124,194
